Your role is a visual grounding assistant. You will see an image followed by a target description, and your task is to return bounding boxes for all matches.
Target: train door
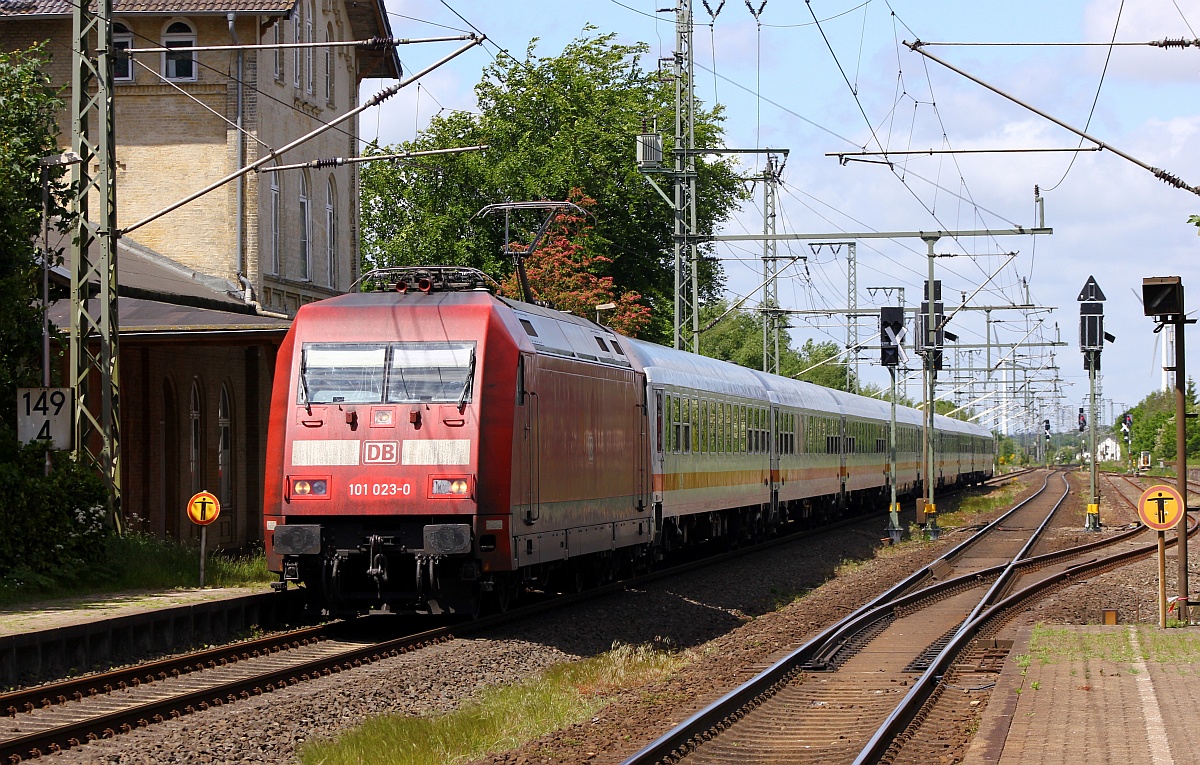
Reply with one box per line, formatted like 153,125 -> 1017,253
519,353 -> 540,525
769,406 -> 780,518
838,415 -> 849,506
635,374 -> 649,518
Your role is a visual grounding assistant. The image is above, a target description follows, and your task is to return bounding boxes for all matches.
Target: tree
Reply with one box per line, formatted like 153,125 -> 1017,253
500,190 -> 649,336
360,31 -> 745,342
0,46 -> 109,590
0,44 -> 66,438
1127,381 -> 1200,464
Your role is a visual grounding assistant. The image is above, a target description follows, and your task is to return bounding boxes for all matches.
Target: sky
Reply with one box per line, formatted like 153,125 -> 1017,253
356,0 -> 1200,435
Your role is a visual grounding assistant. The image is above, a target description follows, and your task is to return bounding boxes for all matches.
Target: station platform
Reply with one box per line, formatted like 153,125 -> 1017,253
963,624 -> 1200,764
0,585 -> 303,685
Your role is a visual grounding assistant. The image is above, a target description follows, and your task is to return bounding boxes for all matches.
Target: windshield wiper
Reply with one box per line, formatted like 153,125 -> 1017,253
300,350 -> 312,415
457,350 -> 476,410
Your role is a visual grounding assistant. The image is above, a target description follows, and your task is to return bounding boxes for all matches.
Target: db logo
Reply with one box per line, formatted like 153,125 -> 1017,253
363,441 -> 398,464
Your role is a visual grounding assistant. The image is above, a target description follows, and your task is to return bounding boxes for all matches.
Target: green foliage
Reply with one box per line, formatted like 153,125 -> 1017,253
300,643 -> 684,765
1125,380 -> 1200,465
697,302 -> 854,390
360,31 -> 745,342
0,44 -> 67,428
0,442 -> 108,591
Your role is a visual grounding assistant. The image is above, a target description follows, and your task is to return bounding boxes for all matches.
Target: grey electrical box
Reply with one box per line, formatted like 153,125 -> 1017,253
636,133 -> 663,169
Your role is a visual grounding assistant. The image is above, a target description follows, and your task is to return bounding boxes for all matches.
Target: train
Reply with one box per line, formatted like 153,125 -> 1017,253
263,267 -> 994,615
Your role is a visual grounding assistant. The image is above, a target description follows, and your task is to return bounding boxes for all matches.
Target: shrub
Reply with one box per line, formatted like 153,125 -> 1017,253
0,438 -> 109,589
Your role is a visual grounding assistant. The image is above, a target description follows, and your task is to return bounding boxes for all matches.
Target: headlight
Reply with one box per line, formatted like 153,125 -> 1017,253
290,477 -> 331,499
431,477 -> 471,496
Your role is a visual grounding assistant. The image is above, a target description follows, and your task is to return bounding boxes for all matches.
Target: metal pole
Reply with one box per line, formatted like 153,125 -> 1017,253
1086,357 -> 1100,530
1175,313 -> 1188,623
199,525 -> 206,589
1159,531 -> 1168,629
887,366 -> 902,544
923,236 -> 939,539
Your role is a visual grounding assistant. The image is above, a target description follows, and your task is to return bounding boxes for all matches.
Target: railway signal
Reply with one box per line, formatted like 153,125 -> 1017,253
1142,275 -> 1193,623
879,306 -> 907,367
1078,276 -> 1111,532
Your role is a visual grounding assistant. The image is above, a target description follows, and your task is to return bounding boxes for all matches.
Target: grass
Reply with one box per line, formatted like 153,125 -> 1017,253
299,643 -> 687,765
0,533 -> 273,607
934,478 -> 1022,530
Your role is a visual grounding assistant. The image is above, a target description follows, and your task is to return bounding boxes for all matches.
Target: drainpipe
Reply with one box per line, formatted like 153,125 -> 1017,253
228,13 -> 247,300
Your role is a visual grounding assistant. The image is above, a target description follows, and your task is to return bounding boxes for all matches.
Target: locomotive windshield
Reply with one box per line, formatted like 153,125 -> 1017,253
299,342 -> 475,405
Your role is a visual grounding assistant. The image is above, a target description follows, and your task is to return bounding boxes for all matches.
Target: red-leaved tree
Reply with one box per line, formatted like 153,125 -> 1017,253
502,190 -> 650,337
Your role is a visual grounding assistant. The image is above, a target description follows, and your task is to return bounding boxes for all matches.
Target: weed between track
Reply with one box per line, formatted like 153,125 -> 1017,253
298,643 -> 687,765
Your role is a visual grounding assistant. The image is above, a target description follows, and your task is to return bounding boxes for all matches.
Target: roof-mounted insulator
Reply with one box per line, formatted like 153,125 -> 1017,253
308,157 -> 347,169
1150,37 -> 1199,48
360,37 -> 394,51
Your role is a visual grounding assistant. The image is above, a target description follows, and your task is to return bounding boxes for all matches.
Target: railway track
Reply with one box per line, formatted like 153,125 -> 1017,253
621,469 -> 1184,765
0,468 -> 1031,763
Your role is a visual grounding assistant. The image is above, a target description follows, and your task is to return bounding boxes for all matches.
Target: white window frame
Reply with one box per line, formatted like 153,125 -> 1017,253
324,24 -> 334,104
292,10 -> 301,89
270,172 -> 280,275
305,2 -> 314,95
114,23 -> 134,82
326,177 -> 337,288
299,173 -> 311,281
163,20 -> 197,82
273,20 -> 283,80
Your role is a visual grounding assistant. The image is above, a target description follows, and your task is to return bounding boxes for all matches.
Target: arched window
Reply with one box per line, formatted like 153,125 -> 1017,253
324,23 -> 335,104
163,20 -> 196,81
325,177 -> 337,288
270,171 -> 280,275
189,381 -> 203,493
217,386 -> 233,518
305,1 -> 315,94
114,23 -> 133,81
292,9 -> 301,89
299,173 -> 311,281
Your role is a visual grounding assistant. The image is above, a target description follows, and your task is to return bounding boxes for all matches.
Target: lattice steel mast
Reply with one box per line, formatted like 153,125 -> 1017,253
71,0 -> 122,531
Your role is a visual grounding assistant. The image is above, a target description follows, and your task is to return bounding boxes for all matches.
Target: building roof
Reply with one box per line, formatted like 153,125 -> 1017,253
0,0 -> 401,79
46,230 -> 291,342
0,0 -> 291,17
48,295 -> 291,342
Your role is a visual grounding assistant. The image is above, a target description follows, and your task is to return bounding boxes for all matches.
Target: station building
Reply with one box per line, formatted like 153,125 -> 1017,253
2,0 -> 400,546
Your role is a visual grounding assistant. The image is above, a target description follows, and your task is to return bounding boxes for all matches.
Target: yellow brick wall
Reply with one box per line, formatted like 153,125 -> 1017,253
3,7 -> 366,315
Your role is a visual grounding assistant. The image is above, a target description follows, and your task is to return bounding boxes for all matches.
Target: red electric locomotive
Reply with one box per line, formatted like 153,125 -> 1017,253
264,268 -> 651,614
265,267 -> 993,615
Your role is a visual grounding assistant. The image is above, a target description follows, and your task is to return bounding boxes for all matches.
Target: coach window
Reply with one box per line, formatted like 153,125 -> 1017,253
163,21 -> 196,81
655,391 -> 664,454
690,399 -> 699,454
113,23 -> 133,81
725,403 -> 732,453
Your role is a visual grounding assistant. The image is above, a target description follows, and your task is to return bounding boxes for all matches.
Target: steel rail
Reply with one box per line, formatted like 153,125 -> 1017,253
1,626 -> 455,762
2,468 -> 1033,762
1,624 -> 330,718
619,470 -> 1057,764
854,512 -> 1199,765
